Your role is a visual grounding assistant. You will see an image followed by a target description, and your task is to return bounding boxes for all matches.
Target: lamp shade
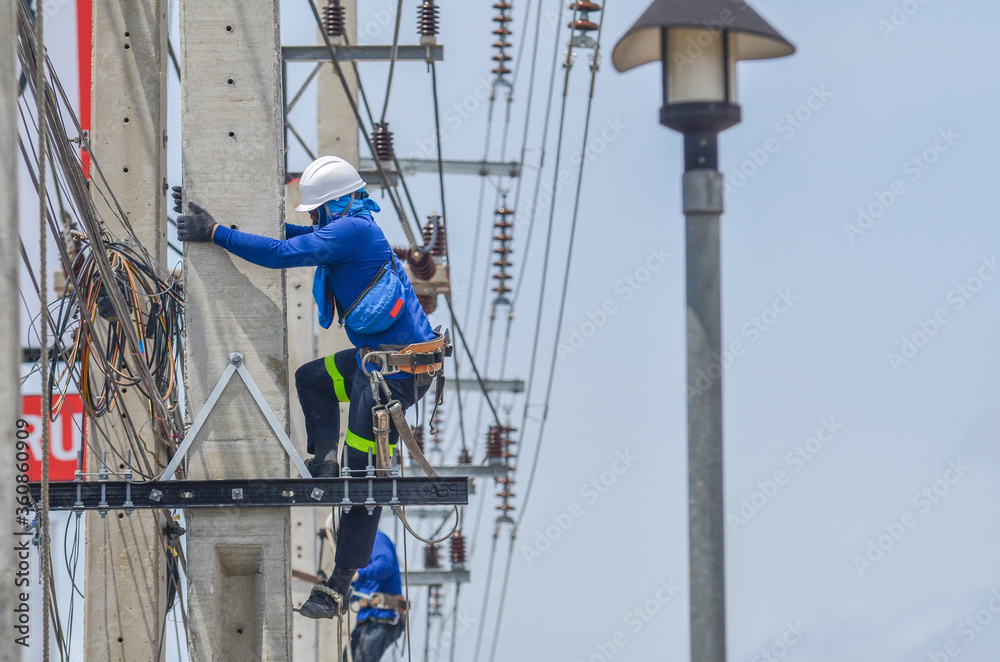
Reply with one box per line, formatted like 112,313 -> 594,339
612,0 -> 795,73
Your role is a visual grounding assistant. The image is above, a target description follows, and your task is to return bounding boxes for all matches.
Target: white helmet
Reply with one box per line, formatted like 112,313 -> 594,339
295,155 -> 366,212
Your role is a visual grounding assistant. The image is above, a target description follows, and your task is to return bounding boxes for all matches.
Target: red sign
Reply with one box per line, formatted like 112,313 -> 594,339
21,394 -> 86,481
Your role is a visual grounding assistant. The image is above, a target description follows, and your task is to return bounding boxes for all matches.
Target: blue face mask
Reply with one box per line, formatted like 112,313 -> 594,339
321,190 -> 381,226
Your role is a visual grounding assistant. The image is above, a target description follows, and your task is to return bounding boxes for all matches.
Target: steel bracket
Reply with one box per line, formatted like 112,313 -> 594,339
160,352 -> 311,480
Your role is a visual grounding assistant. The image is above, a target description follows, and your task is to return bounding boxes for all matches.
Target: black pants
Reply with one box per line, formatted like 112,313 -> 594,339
345,619 -> 405,662
295,349 -> 428,569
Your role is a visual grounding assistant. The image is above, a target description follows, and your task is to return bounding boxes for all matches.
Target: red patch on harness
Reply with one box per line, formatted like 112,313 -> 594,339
390,298 -> 405,318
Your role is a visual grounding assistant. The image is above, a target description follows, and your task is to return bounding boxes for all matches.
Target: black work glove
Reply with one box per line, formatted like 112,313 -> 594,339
171,185 -> 183,213
176,202 -> 217,242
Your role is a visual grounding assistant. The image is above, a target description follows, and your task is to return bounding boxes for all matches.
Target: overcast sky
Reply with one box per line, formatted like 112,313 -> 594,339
18,0 -> 1000,660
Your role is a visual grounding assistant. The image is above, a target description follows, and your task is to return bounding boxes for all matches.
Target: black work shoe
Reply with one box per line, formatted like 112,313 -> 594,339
305,457 -> 340,478
298,584 -> 347,619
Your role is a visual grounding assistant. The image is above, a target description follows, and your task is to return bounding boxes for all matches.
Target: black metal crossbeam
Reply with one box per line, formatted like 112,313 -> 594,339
29,477 -> 469,511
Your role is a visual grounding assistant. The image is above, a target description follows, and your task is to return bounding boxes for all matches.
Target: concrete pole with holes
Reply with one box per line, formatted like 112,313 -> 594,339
288,3 -> 359,658
0,0 -> 20,659
179,0 -> 291,659
84,0 -> 170,658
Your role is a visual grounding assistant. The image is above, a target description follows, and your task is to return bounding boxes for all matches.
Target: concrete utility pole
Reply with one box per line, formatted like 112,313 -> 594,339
0,0 -> 20,658
179,1 -> 291,659
84,1 -> 169,658
289,4 -> 358,659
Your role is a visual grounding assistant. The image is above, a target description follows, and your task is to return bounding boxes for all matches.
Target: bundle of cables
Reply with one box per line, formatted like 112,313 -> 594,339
48,231 -> 184,424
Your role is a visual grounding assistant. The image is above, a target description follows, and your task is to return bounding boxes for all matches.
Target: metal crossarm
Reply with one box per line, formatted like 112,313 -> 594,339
282,45 -> 444,62
29,477 -> 469,511
401,569 -> 472,586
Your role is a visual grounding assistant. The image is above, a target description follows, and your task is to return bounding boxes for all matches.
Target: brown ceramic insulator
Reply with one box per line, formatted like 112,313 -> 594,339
494,219 -> 513,229
486,425 -> 504,459
492,66 -> 512,76
492,284 -> 512,295
501,424 -> 517,433
569,18 -> 599,31
417,1 -> 440,37
496,207 -> 514,215
424,543 -> 441,569
495,477 -> 515,486
492,273 -> 512,282
492,53 -> 513,63
392,245 -> 411,262
493,40 -> 512,49
492,26 -> 512,36
501,450 -> 517,460
492,13 -> 512,23
493,1 -> 513,9
422,219 -> 447,256
412,426 -> 425,453
492,258 -> 512,268
493,245 -> 513,255
409,251 -> 437,280
323,0 -> 346,37
450,531 -> 467,565
493,233 -> 512,242
570,1 -> 602,11
458,448 -> 473,465
372,122 -> 395,162
496,503 -> 515,512
417,294 -> 439,314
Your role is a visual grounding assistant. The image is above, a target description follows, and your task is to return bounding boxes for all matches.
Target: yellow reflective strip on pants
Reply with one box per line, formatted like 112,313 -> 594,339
324,354 -> 350,403
345,429 -> 397,458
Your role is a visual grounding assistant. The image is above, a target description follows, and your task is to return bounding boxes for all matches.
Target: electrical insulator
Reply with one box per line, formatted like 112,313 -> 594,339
410,426 -> 425,465
496,502 -> 515,513
417,1 -> 440,41
371,122 -> 395,163
458,448 -> 472,465
491,205 -> 515,306
429,585 -> 443,617
490,1 -> 514,80
417,294 -> 438,315
569,1 -> 601,33
450,531 -> 467,566
323,0 -> 346,37
422,216 -> 447,257
486,425 -> 504,460
424,543 -> 441,569
431,408 -> 444,450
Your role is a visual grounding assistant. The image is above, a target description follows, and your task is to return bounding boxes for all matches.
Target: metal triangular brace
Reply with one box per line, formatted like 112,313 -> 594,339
160,352 -> 311,480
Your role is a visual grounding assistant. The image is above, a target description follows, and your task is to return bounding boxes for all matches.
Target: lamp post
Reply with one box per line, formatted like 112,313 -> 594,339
612,3 -> 794,662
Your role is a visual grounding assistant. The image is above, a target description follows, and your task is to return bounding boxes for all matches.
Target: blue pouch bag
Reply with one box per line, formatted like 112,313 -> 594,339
340,256 -> 406,335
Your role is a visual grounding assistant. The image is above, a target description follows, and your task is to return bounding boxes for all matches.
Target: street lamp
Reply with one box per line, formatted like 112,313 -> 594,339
612,3 -> 794,662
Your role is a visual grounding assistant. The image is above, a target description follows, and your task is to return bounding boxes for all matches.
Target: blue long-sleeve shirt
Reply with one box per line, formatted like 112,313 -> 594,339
212,214 -> 435,373
352,531 -> 403,623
